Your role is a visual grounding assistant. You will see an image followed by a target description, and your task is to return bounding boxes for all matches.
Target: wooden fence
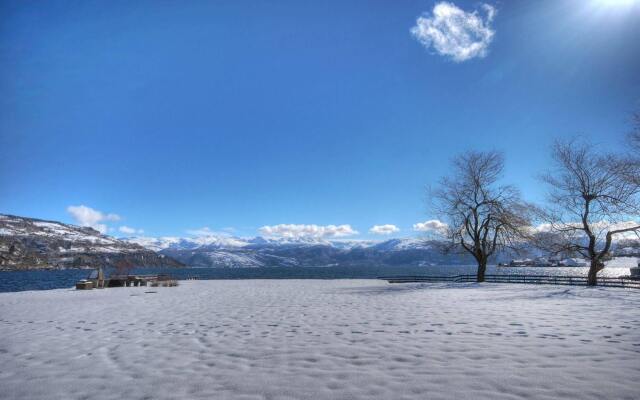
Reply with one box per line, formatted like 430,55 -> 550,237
380,274 -> 640,289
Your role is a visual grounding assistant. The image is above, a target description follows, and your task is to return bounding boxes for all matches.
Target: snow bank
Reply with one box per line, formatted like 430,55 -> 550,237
1,280 -> 639,400
606,256 -> 638,268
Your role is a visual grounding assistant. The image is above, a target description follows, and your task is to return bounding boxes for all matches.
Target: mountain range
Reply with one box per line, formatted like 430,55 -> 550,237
125,235 -> 482,268
5,213 -> 639,271
0,213 -> 481,270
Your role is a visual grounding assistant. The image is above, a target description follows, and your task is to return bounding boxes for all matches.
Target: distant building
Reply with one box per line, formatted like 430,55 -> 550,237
508,258 -> 558,267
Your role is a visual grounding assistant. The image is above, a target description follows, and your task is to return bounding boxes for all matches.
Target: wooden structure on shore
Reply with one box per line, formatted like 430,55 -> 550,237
104,274 -> 157,287
76,267 -> 176,290
380,274 -> 640,289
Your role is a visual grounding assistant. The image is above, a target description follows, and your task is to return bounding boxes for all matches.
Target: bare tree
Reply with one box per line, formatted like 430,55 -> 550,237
431,151 -> 533,282
539,139 -> 640,286
626,112 -> 640,153
625,113 -> 640,187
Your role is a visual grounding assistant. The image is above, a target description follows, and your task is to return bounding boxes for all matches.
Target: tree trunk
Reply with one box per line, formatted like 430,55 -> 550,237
587,259 -> 602,286
477,260 -> 487,283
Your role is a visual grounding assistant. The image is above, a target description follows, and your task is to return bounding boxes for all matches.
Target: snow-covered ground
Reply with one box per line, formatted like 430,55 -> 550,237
1,280 -> 639,400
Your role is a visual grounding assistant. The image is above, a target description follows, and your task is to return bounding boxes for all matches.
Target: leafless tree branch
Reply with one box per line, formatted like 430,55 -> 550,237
536,138 -> 640,285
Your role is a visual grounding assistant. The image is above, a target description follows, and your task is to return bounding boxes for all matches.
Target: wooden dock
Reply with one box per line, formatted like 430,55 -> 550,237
379,274 -> 640,289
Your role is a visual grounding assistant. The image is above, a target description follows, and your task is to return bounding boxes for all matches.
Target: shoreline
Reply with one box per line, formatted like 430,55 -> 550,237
0,265 -> 634,294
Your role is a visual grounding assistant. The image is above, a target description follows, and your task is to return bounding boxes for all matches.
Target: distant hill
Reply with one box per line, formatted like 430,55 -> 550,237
0,214 -> 182,270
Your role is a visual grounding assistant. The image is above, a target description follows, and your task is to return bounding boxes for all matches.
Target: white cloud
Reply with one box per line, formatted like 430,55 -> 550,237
67,205 -> 120,234
532,221 -> 640,240
118,226 -> 144,235
369,224 -> 400,235
413,220 -> 449,235
187,227 -> 215,236
259,224 -> 358,239
411,2 -> 496,62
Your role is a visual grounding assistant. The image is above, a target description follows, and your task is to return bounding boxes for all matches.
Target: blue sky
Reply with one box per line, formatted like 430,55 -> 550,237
1,0 -> 640,240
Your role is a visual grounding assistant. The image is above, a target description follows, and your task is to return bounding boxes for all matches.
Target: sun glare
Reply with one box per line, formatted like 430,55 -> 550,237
593,0 -> 636,6
586,0 -> 639,17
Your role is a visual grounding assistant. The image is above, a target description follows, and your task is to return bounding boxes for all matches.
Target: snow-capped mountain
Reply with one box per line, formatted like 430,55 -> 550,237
369,238 -> 437,251
0,214 -> 182,270
125,235 -> 378,251
126,235 -> 249,252
123,233 -> 479,268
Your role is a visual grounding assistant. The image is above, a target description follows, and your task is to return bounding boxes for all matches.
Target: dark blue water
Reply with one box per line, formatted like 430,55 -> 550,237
0,265 -> 630,293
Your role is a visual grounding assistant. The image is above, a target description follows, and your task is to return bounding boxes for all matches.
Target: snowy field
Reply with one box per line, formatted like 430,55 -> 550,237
1,280 -> 639,400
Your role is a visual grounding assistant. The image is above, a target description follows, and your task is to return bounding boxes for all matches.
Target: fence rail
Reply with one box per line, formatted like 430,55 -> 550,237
379,274 -> 640,289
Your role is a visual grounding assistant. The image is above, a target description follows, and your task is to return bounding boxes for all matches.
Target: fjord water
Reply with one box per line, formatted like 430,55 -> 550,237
0,265 -> 632,293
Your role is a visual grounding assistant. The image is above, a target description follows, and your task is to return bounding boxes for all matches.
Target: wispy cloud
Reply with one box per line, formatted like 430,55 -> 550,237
369,224 -> 400,235
187,227 -> 214,237
67,205 -> 120,234
411,2 -> 496,62
118,225 -> 144,235
259,224 -> 358,239
413,219 -> 448,236
186,227 -> 233,237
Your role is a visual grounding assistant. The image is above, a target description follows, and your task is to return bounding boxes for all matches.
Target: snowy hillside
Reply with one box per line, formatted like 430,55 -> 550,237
0,214 -> 182,270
